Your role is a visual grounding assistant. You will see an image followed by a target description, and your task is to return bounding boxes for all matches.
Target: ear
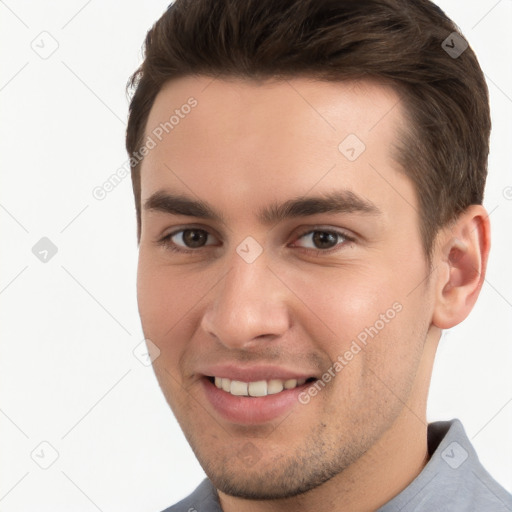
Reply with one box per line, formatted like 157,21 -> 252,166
431,205 -> 491,329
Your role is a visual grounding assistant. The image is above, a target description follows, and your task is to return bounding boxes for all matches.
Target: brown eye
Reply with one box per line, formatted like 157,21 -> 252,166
158,227 -> 221,254
311,231 -> 338,249
295,229 -> 350,251
177,229 -> 209,248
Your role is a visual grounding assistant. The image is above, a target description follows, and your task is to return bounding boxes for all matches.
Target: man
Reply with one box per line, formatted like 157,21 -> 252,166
125,0 -> 512,510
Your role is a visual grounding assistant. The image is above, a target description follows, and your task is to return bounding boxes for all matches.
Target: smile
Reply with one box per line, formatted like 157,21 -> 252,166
209,376 -> 314,397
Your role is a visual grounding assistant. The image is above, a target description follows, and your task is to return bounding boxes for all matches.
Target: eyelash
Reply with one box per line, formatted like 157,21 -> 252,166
157,227 -> 356,255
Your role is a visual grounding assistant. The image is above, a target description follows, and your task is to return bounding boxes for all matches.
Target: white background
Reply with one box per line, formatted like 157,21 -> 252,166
1,1 -> 511,511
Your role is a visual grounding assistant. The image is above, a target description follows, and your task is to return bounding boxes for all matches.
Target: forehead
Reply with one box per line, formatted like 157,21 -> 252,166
140,75 -> 412,223
148,74 -> 402,116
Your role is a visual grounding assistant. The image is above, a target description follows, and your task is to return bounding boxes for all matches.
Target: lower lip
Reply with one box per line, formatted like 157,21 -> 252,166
201,378 -> 311,425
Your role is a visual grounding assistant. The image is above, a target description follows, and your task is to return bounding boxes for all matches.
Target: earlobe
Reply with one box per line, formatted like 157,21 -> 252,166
432,205 -> 491,329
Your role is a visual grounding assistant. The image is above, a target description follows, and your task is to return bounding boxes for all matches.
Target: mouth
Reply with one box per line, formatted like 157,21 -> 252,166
206,376 -> 317,397
200,374 -> 319,424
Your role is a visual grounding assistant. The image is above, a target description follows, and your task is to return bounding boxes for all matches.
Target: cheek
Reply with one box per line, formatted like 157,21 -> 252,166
136,253 -> 205,349
289,266 -> 400,347
286,257 -> 429,374
136,256 -> 212,400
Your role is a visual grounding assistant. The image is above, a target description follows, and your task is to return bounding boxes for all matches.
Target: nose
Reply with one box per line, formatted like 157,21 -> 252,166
200,251 -> 291,349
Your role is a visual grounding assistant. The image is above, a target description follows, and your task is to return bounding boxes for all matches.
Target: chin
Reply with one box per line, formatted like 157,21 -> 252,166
195,441 -> 354,501
209,469 -> 331,501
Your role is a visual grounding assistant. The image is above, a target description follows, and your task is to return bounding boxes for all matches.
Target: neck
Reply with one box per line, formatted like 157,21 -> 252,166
218,415 -> 429,512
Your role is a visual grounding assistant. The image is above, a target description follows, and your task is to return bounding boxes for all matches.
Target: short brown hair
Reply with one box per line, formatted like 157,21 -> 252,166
125,0 -> 491,259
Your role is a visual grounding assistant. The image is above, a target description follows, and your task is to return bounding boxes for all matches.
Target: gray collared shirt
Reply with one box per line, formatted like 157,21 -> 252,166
161,419 -> 512,511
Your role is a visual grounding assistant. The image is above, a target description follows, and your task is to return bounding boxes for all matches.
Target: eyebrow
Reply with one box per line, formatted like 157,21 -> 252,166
143,189 -> 381,225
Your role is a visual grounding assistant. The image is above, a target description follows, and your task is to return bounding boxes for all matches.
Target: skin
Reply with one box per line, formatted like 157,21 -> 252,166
136,76 -> 490,512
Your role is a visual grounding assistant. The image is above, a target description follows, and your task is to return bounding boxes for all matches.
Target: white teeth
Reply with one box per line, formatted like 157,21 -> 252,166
284,379 -> 297,389
248,380 -> 267,397
213,376 -> 309,397
267,379 -> 284,395
230,380 -> 248,396
221,378 -> 231,392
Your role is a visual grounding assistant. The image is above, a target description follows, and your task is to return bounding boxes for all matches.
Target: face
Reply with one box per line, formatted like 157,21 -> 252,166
136,76 -> 438,499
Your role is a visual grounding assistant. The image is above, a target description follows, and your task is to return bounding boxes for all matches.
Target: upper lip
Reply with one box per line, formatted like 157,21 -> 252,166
198,364 -> 318,382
